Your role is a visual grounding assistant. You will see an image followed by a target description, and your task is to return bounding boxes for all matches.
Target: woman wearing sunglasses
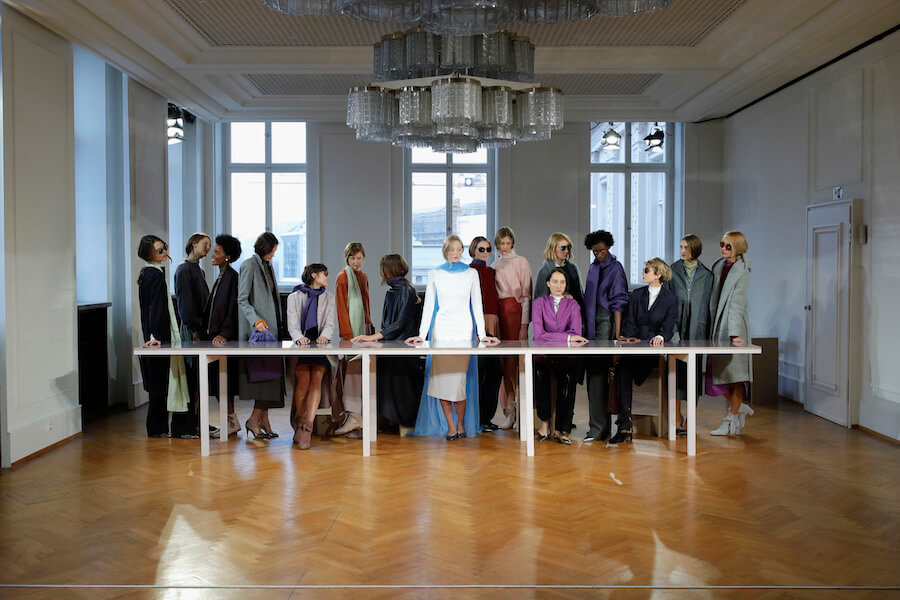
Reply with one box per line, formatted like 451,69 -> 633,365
707,231 -> 754,436
136,235 -> 191,438
611,258 -> 678,444
468,236 -> 503,432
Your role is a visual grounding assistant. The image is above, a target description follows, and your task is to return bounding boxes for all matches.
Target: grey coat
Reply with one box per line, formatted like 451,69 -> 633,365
237,254 -> 285,407
707,256 -> 753,384
665,259 -> 714,341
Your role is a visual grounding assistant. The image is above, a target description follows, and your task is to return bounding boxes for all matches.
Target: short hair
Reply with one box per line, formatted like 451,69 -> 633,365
468,236 -> 490,258
681,234 -> 702,260
645,257 -> 672,282
184,232 -> 210,256
494,226 -> 516,248
254,232 -> 278,258
584,229 -> 615,250
344,241 -> 365,264
543,232 -> 574,261
215,234 -> 242,263
380,253 -> 409,282
137,234 -> 165,263
301,263 -> 328,285
442,234 -> 463,260
545,266 -> 569,284
723,231 -> 749,256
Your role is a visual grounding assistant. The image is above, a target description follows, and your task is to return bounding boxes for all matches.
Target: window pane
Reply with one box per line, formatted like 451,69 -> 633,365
272,172 -> 307,286
411,147 -> 448,164
411,172 -> 446,285
452,172 -> 487,261
631,122 -> 666,164
271,122 -> 306,164
230,172 -> 266,271
590,122 -> 625,164
630,172 -> 666,282
230,122 -> 265,163
590,172 -> 626,266
452,147 -> 488,164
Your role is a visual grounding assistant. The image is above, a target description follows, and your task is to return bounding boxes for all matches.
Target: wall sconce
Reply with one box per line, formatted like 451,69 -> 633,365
167,103 -> 184,145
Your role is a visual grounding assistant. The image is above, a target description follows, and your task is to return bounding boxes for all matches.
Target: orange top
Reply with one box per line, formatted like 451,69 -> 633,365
335,269 -> 373,340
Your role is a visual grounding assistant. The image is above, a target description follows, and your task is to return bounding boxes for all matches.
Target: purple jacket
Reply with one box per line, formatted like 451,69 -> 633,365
532,295 -> 583,343
583,254 -> 629,339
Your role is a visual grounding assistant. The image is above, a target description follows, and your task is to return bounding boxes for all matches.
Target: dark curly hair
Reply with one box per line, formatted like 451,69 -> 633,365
215,234 -> 242,263
584,229 -> 615,250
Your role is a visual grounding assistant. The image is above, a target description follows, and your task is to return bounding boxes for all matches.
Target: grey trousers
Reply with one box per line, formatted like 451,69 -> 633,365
585,306 -> 614,437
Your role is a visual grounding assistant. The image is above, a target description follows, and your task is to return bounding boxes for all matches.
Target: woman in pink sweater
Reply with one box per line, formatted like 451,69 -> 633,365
492,226 -> 533,429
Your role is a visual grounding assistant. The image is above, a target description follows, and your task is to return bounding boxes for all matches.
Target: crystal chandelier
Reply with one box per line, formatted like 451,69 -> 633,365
260,1 -> 672,34
346,29 -> 563,152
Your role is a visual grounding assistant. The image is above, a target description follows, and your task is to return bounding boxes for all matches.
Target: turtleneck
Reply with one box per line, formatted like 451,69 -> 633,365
683,259 -> 698,277
648,284 -> 662,309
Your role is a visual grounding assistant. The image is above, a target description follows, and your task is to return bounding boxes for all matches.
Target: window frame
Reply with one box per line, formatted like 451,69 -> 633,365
588,122 -> 676,283
223,121 -> 308,291
403,149 -> 497,288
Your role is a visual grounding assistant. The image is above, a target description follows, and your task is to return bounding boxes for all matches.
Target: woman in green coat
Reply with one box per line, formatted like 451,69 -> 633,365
706,231 -> 754,436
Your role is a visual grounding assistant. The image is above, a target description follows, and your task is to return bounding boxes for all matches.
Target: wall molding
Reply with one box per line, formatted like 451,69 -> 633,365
8,405 -> 82,465
859,397 -> 900,441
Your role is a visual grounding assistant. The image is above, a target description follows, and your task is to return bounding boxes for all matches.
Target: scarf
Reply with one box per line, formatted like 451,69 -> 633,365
470,258 -> 486,267
683,259 -> 698,277
438,261 -> 469,273
294,284 -> 324,334
143,261 -> 190,412
387,276 -> 405,287
344,266 -> 366,337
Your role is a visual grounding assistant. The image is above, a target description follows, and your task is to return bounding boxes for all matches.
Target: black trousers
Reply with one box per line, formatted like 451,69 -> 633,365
142,356 -> 170,436
534,357 -> 579,433
478,355 -> 503,426
616,355 -> 658,414
171,354 -> 200,436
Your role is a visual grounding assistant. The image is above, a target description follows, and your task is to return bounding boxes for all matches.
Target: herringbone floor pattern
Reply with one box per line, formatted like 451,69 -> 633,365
0,397 -> 898,599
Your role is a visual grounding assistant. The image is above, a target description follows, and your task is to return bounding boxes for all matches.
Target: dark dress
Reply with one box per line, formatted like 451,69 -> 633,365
616,285 -> 677,414
376,279 -> 424,427
138,266 -> 172,436
174,260 -> 208,434
203,265 -> 241,397
470,260 -> 502,428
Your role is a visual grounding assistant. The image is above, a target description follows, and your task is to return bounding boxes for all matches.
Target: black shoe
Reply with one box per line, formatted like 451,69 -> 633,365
481,422 -> 499,432
173,432 -> 200,439
148,432 -> 169,438
556,435 -> 573,445
608,410 -> 633,445
446,433 -> 460,441
537,432 -> 551,442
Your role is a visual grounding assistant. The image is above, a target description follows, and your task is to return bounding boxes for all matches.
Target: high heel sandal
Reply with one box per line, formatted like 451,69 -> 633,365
245,419 -> 269,440
259,422 -> 278,439
608,409 -> 633,445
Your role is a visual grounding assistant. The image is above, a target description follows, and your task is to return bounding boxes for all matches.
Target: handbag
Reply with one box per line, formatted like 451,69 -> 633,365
606,367 -> 619,414
247,329 -> 282,383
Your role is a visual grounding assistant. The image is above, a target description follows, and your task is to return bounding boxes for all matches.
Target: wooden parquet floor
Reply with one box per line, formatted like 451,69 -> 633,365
0,396 -> 898,599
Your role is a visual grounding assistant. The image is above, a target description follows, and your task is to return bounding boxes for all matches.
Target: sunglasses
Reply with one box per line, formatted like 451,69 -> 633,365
643,267 -> 653,274
558,244 -> 570,251
720,241 -> 733,251
156,243 -> 168,255
476,246 -> 492,253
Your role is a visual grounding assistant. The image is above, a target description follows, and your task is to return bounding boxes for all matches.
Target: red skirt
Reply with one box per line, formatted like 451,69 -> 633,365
498,297 -> 523,341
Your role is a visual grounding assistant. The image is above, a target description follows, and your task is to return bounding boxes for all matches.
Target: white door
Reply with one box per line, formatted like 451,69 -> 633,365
804,200 -> 857,426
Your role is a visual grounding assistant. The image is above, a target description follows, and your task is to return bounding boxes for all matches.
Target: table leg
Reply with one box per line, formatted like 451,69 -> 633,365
362,352 -> 371,457
518,355 -> 527,442
687,352 -> 697,457
524,353 -> 534,457
369,355 -> 377,442
198,352 -> 210,457
217,356 -> 228,441
667,355 -> 677,441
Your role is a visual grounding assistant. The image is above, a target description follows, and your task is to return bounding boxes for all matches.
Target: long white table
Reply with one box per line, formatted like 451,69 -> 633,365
134,340 -> 760,458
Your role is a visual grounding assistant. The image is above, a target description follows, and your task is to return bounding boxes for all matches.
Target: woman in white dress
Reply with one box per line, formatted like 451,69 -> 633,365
406,235 -> 500,439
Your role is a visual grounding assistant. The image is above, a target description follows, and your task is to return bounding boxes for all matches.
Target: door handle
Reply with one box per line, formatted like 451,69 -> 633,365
803,305 -> 811,311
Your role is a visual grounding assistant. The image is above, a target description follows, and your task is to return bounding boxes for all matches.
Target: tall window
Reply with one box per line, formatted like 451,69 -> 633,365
589,122 -> 674,284
404,148 -> 495,286
226,122 -> 307,288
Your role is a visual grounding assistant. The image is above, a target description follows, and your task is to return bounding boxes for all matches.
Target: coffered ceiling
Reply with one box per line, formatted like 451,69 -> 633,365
5,0 -> 900,122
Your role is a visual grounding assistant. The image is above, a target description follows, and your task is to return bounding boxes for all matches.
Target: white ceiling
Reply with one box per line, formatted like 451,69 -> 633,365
5,0 -> 900,122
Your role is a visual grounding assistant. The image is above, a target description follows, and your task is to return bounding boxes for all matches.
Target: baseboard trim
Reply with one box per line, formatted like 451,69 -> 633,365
11,431 -> 82,467
854,425 -> 900,445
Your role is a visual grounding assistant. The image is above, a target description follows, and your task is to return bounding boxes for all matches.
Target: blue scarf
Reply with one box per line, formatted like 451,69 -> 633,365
387,276 -> 405,287
294,284 -> 325,334
438,261 -> 469,273
470,258 -> 486,267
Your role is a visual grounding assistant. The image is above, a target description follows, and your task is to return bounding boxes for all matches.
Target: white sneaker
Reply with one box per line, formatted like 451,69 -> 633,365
710,413 -> 738,436
736,403 -> 754,432
499,401 -> 517,430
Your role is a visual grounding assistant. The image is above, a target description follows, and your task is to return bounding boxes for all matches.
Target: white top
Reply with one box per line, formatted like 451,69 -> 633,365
418,267 -> 487,342
552,295 -> 563,314
648,285 -> 661,309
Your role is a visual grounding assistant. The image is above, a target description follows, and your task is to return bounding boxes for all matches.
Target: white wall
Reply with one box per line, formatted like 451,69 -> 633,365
0,7 -> 79,466
713,30 -> 900,440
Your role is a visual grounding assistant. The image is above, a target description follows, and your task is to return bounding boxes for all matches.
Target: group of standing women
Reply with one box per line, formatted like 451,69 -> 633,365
137,224 -> 753,448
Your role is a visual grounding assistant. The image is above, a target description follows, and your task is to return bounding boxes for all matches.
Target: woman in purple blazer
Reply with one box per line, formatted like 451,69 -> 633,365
532,268 -> 588,444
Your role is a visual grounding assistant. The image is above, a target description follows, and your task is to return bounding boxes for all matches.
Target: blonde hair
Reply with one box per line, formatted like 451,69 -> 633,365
494,226 -> 516,248
645,257 -> 672,282
723,231 -> 748,256
442,235 -> 463,260
344,241 -> 365,264
543,232 -> 574,261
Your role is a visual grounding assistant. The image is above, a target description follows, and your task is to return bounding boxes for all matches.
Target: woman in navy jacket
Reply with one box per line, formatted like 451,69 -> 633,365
610,258 -> 678,444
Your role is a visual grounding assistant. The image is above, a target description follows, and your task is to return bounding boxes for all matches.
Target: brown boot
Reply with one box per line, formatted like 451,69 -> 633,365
297,420 -> 314,450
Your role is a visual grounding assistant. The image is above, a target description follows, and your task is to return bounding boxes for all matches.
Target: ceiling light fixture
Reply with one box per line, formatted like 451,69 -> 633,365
167,103 -> 184,145
260,0 -> 672,34
600,122 -> 621,150
643,122 -> 664,152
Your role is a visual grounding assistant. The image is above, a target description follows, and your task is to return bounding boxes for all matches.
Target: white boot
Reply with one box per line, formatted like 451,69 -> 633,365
710,413 -> 738,436
499,401 -> 517,430
736,403 -> 754,432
